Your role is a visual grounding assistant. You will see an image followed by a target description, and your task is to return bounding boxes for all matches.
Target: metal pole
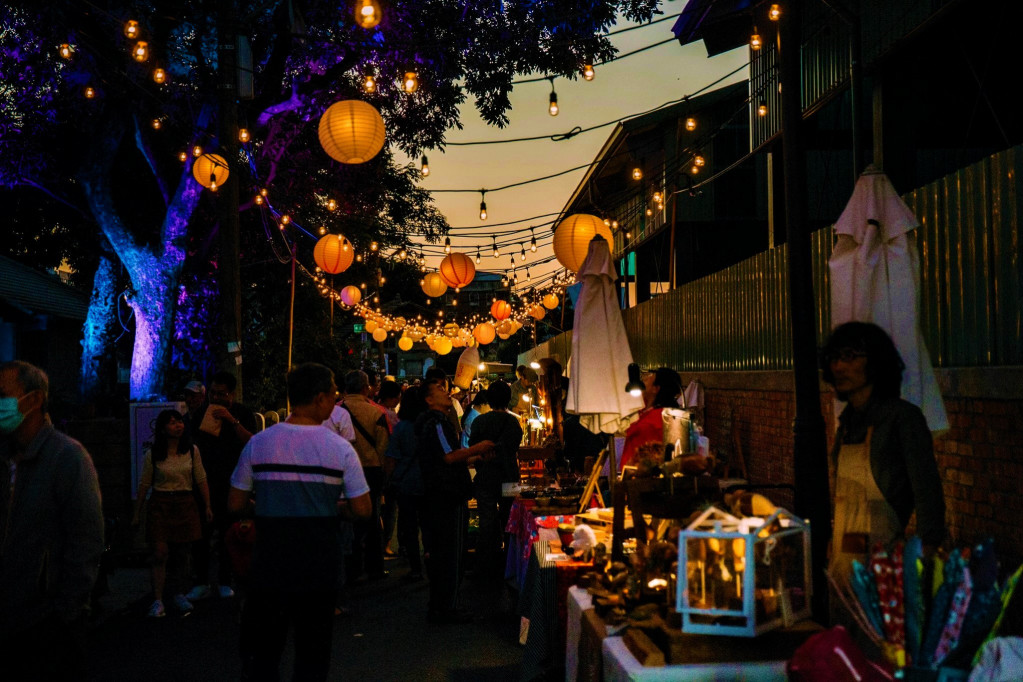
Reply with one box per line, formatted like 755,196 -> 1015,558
286,243 -> 296,414
778,0 -> 831,622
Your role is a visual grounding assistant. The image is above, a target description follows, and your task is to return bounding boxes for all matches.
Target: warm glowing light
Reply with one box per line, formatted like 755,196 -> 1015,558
152,67 -> 166,83
582,63 -> 595,81
254,195 -> 263,204
238,128 -> 251,143
652,191 -> 662,203
691,165 -> 700,174
769,4 -> 781,21
479,200 -> 487,221
150,118 -> 162,130
645,208 -> 653,216
280,214 -> 290,224
548,91 -> 559,116
421,155 -> 430,176
444,236 -> 451,254
632,167 -> 643,181
369,241 -> 379,251
192,153 -> 229,190
318,226 -> 327,235
530,361 -> 541,370
694,155 -> 706,167
530,236 -> 537,252
685,117 -> 697,131
750,31 -> 762,50
124,20 -> 140,39
355,0 -> 382,29
132,41 -> 149,63
260,188 -> 268,197
84,86 -> 96,99
402,71 -> 419,93
59,44 -> 73,60
758,102 -> 768,117
439,252 -> 476,289
178,151 -> 188,163
647,578 -> 668,589
192,145 -> 203,157
363,75 -> 376,93
552,214 -> 614,272
318,100 -> 386,164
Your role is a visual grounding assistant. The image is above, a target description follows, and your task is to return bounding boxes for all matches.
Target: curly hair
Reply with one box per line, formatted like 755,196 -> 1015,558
820,321 -> 905,400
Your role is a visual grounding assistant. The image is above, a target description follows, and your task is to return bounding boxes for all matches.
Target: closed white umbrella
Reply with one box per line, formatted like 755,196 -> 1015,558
566,236 -> 644,433
829,167 -> 948,432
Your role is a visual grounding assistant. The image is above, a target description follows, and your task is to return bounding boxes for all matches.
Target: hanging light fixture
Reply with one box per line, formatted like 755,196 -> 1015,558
694,154 -> 706,167
355,0 -> 382,29
529,230 -> 537,252
769,4 -> 781,21
132,41 -> 149,62
685,117 -> 697,131
475,249 -> 481,264
750,28 -> 762,50
632,167 -> 643,181
582,63 -> 595,81
444,236 -> 451,254
369,241 -> 379,252
59,44 -> 74,60
611,219 -> 618,229
238,128 -> 251,143
519,244 -> 526,261
152,67 -> 166,83
326,198 -> 337,211
479,190 -> 487,220
192,145 -> 203,157
653,191 -> 662,204
548,78 -> 559,116
492,236 -> 499,258
363,74 -> 376,93
758,102 -> 768,117
402,71 -> 419,94
150,118 -> 162,130
421,155 -> 430,176
124,20 -> 140,39
178,151 -> 188,163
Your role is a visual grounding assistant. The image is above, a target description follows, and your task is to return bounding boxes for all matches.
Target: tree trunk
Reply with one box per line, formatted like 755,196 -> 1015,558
126,272 -> 178,400
79,247 -> 119,400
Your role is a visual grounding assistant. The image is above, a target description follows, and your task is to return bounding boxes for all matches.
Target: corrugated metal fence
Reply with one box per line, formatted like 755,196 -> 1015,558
521,145 -> 1023,371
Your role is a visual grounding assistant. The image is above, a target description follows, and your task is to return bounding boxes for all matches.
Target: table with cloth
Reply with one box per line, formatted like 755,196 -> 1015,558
505,498 -> 576,591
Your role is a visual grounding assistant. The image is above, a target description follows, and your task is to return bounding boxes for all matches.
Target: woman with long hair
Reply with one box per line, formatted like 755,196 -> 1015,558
619,367 -> 684,470
133,409 -> 213,617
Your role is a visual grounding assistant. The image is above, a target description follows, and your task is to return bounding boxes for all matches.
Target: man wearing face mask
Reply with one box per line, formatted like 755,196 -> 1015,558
0,360 -> 104,681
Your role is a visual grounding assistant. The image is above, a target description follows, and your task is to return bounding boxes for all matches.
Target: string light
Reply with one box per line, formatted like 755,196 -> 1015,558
370,241 -> 379,251
612,219 -> 618,229
444,236 -> 451,254
318,226 -> 327,235
402,71 -> 419,94
363,74 -> 376,93
475,249 -> 481,264
421,155 -> 430,177
326,198 -> 337,211
750,28 -> 762,50
59,44 -> 73,60
152,67 -> 166,83
582,63 -> 595,81
685,117 -> 697,131
548,79 -> 559,116
254,194 -> 263,205
479,191 -> 488,220
260,188 -> 268,197
519,244 -> 526,261
150,118 -> 162,130
758,102 -> 768,116
652,191 -> 662,203
192,145 -> 203,157
694,154 -> 706,167
530,230 -> 537,252
132,41 -> 149,63
84,86 -> 96,99
355,0 -> 382,29
645,208 -> 653,216
178,151 -> 188,163
492,236 -> 499,258
238,128 -> 251,143
280,214 -> 290,224
691,164 -> 700,174
124,20 -> 140,39
769,4 -> 781,21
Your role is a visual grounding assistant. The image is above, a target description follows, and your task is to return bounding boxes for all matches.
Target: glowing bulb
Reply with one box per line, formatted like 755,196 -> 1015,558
519,246 -> 526,261
363,75 -> 376,93
758,102 -> 768,117
691,165 -> 700,174
325,198 -> 337,211
260,188 -> 268,197
151,118 -> 162,130
582,63 -> 595,81
59,44 -> 73,59
548,91 -> 559,116
478,363 -> 486,371
124,20 -> 140,39
132,41 -> 149,63
475,251 -> 481,264
625,231 -> 631,239
238,128 -> 250,143
750,31 -> 762,50
646,208 -> 653,217
355,0 -> 382,29
318,226 -> 327,235
686,117 -> 697,131
370,241 -> 379,251
421,155 -> 430,177
152,67 -> 166,83
254,195 -> 264,205
612,220 -> 618,229
479,200 -> 487,221
444,236 -> 451,254
653,191 -> 662,203
769,4 -> 781,20
403,71 -> 419,93
178,151 -> 188,163
694,155 -> 705,167
192,145 -> 203,157
523,394 -> 531,403
632,167 -> 643,180
530,236 -> 537,252
84,86 -> 96,99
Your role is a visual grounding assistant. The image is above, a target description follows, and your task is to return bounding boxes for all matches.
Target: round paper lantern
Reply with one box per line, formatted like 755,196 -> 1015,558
365,319 -> 378,333
452,337 -> 465,348
529,304 -> 546,320
490,300 -> 511,321
421,272 -> 448,298
192,153 -> 229,189
409,328 -> 425,342
398,335 -> 413,351
553,213 -> 614,272
434,337 -> 453,355
438,252 -> 476,289
496,320 -> 512,336
340,285 -> 361,306
509,319 -> 522,333
497,330 -> 511,340
473,322 -> 496,345
318,100 -> 386,164
313,234 -> 355,275
393,316 -> 407,330
543,293 -> 560,309
372,327 -> 388,343
443,323 -> 459,338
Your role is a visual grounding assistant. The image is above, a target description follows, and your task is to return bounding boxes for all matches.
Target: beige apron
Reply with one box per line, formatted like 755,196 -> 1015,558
829,427 -> 903,583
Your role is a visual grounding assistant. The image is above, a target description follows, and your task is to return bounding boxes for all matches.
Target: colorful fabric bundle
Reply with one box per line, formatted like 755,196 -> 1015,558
920,549 -> 967,666
872,543 -> 907,648
903,536 -> 925,663
852,559 -> 885,637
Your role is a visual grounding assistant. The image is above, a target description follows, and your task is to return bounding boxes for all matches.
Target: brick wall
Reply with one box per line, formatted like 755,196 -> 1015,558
681,369 -> 1023,568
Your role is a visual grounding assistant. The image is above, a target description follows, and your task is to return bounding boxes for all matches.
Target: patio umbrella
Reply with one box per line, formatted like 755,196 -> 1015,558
565,235 -> 644,434
829,166 -> 948,432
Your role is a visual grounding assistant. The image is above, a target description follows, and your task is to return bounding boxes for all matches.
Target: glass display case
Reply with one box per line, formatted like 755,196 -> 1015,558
676,506 -> 811,637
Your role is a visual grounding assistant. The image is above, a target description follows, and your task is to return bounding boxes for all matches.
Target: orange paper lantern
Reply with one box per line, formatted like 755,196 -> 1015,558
421,272 -> 448,298
398,336 -> 413,351
438,252 -> 476,289
192,153 -> 229,189
529,304 -> 546,320
552,213 -> 614,272
542,293 -> 560,309
318,100 -> 386,164
491,300 -> 511,321
434,337 -> 453,355
473,322 -> 496,345
340,286 -> 361,306
313,234 -> 355,274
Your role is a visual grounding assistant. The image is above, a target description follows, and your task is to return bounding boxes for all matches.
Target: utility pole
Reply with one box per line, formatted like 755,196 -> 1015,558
779,0 -> 831,621
217,0 -> 244,398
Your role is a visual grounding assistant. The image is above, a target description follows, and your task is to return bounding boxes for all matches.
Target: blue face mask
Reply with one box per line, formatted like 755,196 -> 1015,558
0,394 -> 30,434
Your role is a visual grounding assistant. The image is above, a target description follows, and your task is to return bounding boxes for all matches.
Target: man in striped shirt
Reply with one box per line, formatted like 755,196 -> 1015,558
229,363 -> 370,682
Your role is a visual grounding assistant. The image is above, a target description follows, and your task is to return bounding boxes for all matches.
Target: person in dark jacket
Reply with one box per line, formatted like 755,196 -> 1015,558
0,361 -> 104,681
821,321 -> 945,585
416,379 -> 494,624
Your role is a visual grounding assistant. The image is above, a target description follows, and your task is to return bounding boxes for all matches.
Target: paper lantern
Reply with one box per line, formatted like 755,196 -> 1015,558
434,337 -> 453,355
529,304 -> 546,320
543,293 -> 560,309
438,252 -> 476,289
398,336 -> 413,351
473,322 -> 496,345
409,328 -> 425,342
452,337 -> 465,348
421,272 -> 448,298
496,320 -> 512,336
192,153 -> 229,189
340,285 -> 361,306
553,213 -> 614,272
372,327 -> 387,343
497,330 -> 511,340
491,300 -> 511,321
444,323 -> 459,338
318,100 -> 386,164
393,316 -> 407,330
509,319 -> 522,333
365,319 -> 378,333
313,234 -> 354,274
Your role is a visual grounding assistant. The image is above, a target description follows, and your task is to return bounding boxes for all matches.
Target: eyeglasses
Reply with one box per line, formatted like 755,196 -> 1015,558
824,348 -> 868,364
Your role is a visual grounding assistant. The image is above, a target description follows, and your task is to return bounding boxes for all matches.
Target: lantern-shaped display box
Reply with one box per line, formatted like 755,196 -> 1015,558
676,506 -> 811,637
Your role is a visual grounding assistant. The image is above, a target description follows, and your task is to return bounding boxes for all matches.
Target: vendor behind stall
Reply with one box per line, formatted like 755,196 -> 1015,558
619,367 -> 683,471
821,321 -> 945,585
508,365 -> 539,415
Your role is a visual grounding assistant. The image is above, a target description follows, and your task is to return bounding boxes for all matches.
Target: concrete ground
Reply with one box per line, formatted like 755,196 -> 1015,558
84,555 -> 526,681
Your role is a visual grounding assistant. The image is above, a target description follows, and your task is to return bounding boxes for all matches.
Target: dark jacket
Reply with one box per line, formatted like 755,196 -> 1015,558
469,410 -> 522,492
0,423 -> 104,634
831,396 -> 946,547
415,409 -> 470,501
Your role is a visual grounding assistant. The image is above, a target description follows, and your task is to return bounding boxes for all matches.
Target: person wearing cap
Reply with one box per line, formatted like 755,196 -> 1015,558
182,381 -> 207,442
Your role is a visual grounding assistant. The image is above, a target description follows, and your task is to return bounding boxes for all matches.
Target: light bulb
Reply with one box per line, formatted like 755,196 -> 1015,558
582,63 -> 595,81
769,3 -> 781,20
530,236 -> 537,252
750,30 -> 762,50
151,118 -> 162,130
632,167 -> 643,180
84,86 -> 96,99
152,67 -> 166,83
327,199 -> 337,211
59,43 -> 73,59
444,236 -> 451,253
694,155 -> 705,167
355,0 -> 382,29
611,220 -> 618,229
686,117 -> 697,131
519,246 -> 526,261
280,214 -> 290,224
646,208 -> 653,216
124,20 -> 140,39
479,200 -> 487,221
370,241 -> 378,251
133,41 -> 149,63
178,151 -> 188,163
403,71 -> 419,93
691,165 -> 700,174
653,191 -> 662,203
209,180 -> 218,192
260,188 -> 268,197
421,155 -> 430,176
478,363 -> 486,371
475,251 -> 481,264
625,231 -> 631,239
363,75 -> 376,93
254,194 -> 263,204
238,128 -> 250,143
192,145 -> 203,157
548,91 -> 559,116
319,226 -> 327,235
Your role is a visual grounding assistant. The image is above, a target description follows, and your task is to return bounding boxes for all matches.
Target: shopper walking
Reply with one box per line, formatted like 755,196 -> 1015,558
384,385 -> 428,581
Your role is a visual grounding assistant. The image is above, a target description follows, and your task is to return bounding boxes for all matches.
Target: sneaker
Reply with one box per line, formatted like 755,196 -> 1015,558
172,594 -> 194,613
186,584 -> 211,601
217,585 -> 235,599
147,600 -> 166,618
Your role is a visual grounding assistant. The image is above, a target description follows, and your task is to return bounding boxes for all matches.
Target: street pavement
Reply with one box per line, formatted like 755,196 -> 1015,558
84,556 -> 525,681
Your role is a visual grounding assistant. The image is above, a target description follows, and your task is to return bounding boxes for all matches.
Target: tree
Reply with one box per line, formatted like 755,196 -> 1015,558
0,0 -> 662,401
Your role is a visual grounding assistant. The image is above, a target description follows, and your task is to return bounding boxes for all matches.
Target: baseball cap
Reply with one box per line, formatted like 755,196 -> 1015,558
183,380 -> 205,394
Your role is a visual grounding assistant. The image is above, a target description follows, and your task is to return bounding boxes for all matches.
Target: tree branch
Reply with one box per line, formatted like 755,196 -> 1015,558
133,114 -> 171,206
16,177 -> 90,218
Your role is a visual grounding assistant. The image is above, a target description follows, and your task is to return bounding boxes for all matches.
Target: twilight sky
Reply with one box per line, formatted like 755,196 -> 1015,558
397,6 -> 748,292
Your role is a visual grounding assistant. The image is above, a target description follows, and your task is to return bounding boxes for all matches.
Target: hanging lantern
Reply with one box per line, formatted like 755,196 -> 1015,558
542,293 -> 560,310
394,316 -> 407,330
444,322 -> 460,338
365,319 -> 378,333
313,234 -> 355,274
124,20 -> 140,39
192,153 -> 229,190
152,67 -> 166,83
529,304 -> 546,320
553,213 -> 614,272
340,285 -> 361,306
372,327 -> 388,343
490,300 -> 511,321
132,41 -> 149,63
318,100 -> 386,164
238,128 -> 251,143
473,322 -> 496,345
496,320 -> 512,336
402,71 -> 419,94
434,337 -> 453,355
438,252 -> 476,289
355,0 -> 381,28
398,335 -> 413,351
421,272 -> 448,298
509,319 -> 522,333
